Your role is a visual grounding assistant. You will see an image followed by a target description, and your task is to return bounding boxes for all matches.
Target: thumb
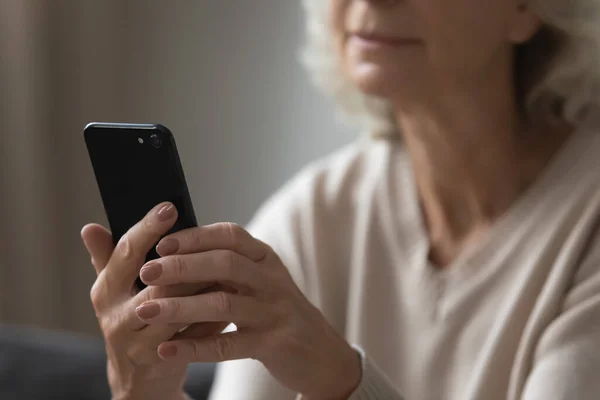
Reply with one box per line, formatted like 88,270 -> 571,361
81,223 -> 114,275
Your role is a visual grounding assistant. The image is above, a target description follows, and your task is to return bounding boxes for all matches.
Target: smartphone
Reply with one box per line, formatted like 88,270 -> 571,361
84,122 -> 198,289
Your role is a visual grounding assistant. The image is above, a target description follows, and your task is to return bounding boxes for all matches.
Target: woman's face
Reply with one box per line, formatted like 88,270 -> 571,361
330,0 -> 541,103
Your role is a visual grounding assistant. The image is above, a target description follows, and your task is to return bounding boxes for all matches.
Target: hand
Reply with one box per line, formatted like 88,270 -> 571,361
136,222 -> 362,400
81,202 -> 228,400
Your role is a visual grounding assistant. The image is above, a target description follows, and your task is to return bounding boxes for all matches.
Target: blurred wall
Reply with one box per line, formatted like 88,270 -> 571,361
0,0 -> 353,335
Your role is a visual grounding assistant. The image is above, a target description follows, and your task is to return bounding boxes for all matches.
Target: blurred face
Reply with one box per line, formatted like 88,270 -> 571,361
330,0 -> 541,104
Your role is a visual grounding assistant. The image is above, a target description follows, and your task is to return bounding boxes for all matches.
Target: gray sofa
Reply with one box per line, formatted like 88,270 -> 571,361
0,325 -> 216,400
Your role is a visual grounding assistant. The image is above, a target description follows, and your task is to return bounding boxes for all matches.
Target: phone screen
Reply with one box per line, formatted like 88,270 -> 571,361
84,123 -> 197,265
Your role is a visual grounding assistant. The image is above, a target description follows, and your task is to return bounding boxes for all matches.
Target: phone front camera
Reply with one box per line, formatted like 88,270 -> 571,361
150,134 -> 162,149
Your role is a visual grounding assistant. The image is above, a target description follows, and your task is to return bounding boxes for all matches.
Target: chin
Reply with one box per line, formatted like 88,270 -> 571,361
342,38 -> 428,102
348,64 -> 400,98
346,60 -> 424,103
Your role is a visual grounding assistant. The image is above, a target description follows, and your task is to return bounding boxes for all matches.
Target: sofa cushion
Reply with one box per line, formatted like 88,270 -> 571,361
0,325 -> 215,400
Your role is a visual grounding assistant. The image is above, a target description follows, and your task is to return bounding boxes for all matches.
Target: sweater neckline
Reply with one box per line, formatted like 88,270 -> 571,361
389,108 -> 600,282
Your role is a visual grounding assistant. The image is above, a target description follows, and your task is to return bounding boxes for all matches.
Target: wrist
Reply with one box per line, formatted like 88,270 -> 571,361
111,388 -> 187,400
304,346 -> 362,400
334,347 -> 362,399
108,363 -> 188,400
112,389 -> 187,400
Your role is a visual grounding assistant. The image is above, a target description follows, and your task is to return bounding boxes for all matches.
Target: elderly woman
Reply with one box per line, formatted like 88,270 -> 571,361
81,0 -> 600,399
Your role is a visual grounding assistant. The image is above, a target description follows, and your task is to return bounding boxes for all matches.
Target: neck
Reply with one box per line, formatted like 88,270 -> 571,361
393,67 -> 571,266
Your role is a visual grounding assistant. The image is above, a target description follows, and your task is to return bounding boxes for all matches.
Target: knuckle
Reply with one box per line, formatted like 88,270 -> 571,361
271,298 -> 290,322
191,341 -> 202,361
173,256 -> 187,279
145,285 -> 167,301
144,218 -> 165,242
142,214 -> 158,234
142,285 -> 158,301
224,222 -> 245,249
125,343 -> 148,367
212,335 -> 234,361
115,234 -> 135,261
169,299 -> 183,320
225,250 -> 242,273
217,250 -> 243,280
124,344 -> 139,362
261,241 -> 275,254
101,316 -> 121,343
209,291 -> 232,316
89,281 -> 105,309
191,228 -> 203,246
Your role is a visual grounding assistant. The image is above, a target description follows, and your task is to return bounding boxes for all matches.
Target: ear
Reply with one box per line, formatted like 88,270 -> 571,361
508,2 -> 543,44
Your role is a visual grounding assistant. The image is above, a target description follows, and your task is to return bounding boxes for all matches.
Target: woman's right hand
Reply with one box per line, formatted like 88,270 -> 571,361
81,202 -> 224,400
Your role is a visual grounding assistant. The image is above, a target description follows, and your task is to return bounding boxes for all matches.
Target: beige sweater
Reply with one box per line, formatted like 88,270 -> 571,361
208,111 -> 600,400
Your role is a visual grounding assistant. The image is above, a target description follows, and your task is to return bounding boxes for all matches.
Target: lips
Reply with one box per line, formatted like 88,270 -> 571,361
350,33 -> 421,46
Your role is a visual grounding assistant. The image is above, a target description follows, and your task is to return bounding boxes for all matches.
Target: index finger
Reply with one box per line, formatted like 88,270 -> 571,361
156,222 -> 268,262
104,202 -> 179,291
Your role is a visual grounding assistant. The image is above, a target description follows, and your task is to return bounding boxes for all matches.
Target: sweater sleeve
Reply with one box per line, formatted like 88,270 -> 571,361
346,346 -> 406,400
294,345 -> 405,400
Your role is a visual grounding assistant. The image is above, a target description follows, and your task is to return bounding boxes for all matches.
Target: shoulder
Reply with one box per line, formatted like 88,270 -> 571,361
246,137 -> 399,291
248,137 -> 396,236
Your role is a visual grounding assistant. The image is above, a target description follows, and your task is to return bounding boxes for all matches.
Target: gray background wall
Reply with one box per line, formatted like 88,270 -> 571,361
125,1 -> 353,225
0,1 -> 354,334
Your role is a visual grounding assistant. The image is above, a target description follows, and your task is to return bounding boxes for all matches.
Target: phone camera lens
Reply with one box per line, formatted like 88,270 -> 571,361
150,134 -> 162,148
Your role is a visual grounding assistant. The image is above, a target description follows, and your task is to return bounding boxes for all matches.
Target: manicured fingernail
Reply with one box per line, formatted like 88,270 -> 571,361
159,344 -> 178,359
157,204 -> 175,221
140,261 -> 163,282
156,238 -> 179,255
136,302 -> 161,319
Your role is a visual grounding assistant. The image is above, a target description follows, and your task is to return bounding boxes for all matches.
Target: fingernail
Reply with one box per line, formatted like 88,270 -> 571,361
136,302 -> 161,319
157,204 -> 175,221
140,261 -> 163,282
159,344 -> 178,359
156,238 -> 179,255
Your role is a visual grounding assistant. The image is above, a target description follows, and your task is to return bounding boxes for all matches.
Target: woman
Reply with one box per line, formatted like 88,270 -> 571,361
81,0 -> 600,399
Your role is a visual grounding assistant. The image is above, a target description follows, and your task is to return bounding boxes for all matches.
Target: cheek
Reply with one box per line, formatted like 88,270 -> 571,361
429,31 -> 508,79
328,0 -> 348,53
422,3 -> 512,72
328,0 -> 355,87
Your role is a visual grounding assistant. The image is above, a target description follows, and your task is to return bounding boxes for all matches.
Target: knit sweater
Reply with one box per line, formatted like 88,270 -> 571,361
208,110 -> 600,400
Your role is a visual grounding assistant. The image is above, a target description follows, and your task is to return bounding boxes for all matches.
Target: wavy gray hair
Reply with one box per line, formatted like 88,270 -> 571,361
300,0 -> 600,137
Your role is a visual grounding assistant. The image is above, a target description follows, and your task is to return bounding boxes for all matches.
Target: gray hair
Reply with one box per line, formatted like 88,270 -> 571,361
300,0 -> 600,137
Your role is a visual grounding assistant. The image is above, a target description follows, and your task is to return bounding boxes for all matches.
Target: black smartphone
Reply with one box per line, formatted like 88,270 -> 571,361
84,122 -> 198,289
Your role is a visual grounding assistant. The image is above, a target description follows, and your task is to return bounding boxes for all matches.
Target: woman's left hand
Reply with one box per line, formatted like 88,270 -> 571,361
136,222 -> 361,400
